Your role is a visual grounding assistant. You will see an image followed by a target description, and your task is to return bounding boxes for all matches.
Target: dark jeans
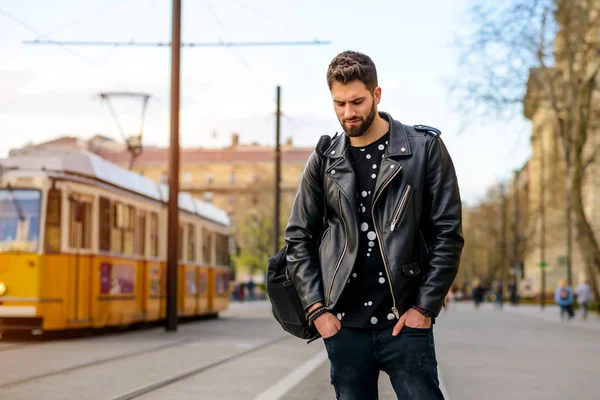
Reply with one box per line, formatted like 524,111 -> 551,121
323,324 -> 444,400
580,302 -> 588,319
560,304 -> 574,319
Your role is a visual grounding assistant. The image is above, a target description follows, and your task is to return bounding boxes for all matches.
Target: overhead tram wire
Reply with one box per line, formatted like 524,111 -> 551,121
203,0 -> 273,103
129,0 -> 158,42
225,0 -> 314,40
41,0 -> 132,39
22,39 -> 331,47
0,8 -> 128,90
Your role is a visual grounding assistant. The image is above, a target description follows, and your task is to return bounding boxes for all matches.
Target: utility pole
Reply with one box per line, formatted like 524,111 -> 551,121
540,134 -> 546,310
166,0 -> 181,332
274,86 -> 282,254
500,183 -> 507,307
513,168 -> 520,305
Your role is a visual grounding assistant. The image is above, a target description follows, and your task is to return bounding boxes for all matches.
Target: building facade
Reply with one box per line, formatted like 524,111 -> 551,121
521,0 -> 600,297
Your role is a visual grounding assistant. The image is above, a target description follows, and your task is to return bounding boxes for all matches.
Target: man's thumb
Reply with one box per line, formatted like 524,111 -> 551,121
392,318 -> 405,336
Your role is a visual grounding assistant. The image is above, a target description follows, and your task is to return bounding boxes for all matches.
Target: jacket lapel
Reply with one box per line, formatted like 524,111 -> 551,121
326,155 -> 358,213
372,113 -> 410,202
323,112 -> 411,211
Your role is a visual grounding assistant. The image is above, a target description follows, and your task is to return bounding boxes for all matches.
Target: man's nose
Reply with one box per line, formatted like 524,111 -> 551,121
344,106 -> 356,119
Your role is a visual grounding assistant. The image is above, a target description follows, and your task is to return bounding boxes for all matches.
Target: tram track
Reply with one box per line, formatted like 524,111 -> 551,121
110,335 -> 290,400
0,333 -> 290,396
0,342 -> 37,352
0,337 -> 201,389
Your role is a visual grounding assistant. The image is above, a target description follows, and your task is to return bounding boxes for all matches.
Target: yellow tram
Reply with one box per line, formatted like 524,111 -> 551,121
0,150 -> 232,334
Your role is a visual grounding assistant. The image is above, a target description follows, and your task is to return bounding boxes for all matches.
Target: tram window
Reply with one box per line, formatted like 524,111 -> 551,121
216,234 -> 231,266
69,198 -> 92,250
178,224 -> 184,261
149,212 -> 158,258
137,212 -> 146,256
124,205 -> 135,255
202,228 -> 212,264
99,196 -> 111,252
188,223 -> 196,262
44,188 -> 62,253
111,202 -> 124,253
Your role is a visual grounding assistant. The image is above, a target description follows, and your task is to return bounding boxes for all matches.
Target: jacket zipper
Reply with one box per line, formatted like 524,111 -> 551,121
372,164 -> 402,319
327,193 -> 348,305
390,185 -> 412,232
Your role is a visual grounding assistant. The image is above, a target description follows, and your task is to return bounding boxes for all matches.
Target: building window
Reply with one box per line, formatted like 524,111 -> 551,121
203,192 -> 213,203
253,172 -> 260,183
160,172 -> 168,184
228,194 -> 236,205
229,172 -> 236,184
206,173 -> 214,184
183,172 -> 192,184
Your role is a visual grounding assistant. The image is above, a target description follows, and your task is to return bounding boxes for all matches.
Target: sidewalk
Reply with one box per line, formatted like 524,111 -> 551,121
501,303 -> 600,331
434,302 -> 600,399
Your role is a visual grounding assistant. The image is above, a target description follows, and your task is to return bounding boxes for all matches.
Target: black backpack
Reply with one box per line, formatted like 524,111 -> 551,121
266,134 -> 333,343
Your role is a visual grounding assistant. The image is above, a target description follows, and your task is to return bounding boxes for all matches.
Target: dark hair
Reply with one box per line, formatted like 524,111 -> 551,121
326,51 -> 378,91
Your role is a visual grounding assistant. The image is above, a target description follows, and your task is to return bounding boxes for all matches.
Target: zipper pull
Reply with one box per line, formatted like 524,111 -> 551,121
391,221 -> 397,232
392,307 -> 400,319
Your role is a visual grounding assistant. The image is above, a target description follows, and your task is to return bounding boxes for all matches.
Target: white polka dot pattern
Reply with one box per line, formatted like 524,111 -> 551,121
335,133 -> 392,328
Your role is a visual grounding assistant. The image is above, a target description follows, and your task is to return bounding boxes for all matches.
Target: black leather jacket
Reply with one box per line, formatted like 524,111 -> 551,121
284,112 -> 464,319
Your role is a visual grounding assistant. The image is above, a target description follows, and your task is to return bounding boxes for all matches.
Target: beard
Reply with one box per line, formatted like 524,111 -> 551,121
341,101 -> 376,138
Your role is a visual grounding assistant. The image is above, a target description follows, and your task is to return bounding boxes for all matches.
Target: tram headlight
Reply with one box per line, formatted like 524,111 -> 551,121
0,282 -> 6,296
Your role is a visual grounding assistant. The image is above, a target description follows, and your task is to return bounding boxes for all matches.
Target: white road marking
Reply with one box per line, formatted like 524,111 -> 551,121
254,350 -> 328,400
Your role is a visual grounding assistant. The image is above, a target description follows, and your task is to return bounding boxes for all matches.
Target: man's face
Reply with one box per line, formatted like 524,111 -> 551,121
331,80 -> 381,137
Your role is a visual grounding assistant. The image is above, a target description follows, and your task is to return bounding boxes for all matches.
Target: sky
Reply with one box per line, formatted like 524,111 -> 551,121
0,0 -> 532,206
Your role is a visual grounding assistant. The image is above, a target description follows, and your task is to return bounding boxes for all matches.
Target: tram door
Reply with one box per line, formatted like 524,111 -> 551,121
67,196 -> 93,324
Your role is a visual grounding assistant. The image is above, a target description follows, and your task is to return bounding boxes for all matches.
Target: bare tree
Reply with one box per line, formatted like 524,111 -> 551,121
451,0 -> 600,298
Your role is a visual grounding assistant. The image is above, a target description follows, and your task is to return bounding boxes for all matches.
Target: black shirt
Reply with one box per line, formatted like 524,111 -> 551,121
332,132 -> 397,329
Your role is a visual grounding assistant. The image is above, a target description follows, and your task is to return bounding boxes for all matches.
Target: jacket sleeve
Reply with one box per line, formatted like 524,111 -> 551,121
416,137 -> 464,316
284,151 -> 326,311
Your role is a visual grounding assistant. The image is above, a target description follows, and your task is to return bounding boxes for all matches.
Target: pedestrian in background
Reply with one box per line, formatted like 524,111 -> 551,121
554,279 -> 574,321
472,279 -> 484,309
575,279 -> 593,320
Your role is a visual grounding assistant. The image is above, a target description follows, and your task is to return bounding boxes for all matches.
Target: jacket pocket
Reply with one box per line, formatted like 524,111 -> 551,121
390,185 -> 412,232
401,262 -> 420,278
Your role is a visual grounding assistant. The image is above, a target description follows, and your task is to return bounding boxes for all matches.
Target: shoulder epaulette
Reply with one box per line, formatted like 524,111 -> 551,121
414,125 -> 441,137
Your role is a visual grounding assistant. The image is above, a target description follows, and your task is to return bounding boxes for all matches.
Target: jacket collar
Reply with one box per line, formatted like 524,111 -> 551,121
325,112 -> 412,159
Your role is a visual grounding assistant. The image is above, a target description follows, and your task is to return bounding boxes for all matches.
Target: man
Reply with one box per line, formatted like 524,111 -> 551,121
284,50 -> 464,399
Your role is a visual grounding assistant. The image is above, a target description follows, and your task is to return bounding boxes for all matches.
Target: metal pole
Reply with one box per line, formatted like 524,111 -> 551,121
513,169 -> 520,305
166,0 -> 181,332
274,86 -> 282,254
500,184 -> 507,307
540,134 -> 546,310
